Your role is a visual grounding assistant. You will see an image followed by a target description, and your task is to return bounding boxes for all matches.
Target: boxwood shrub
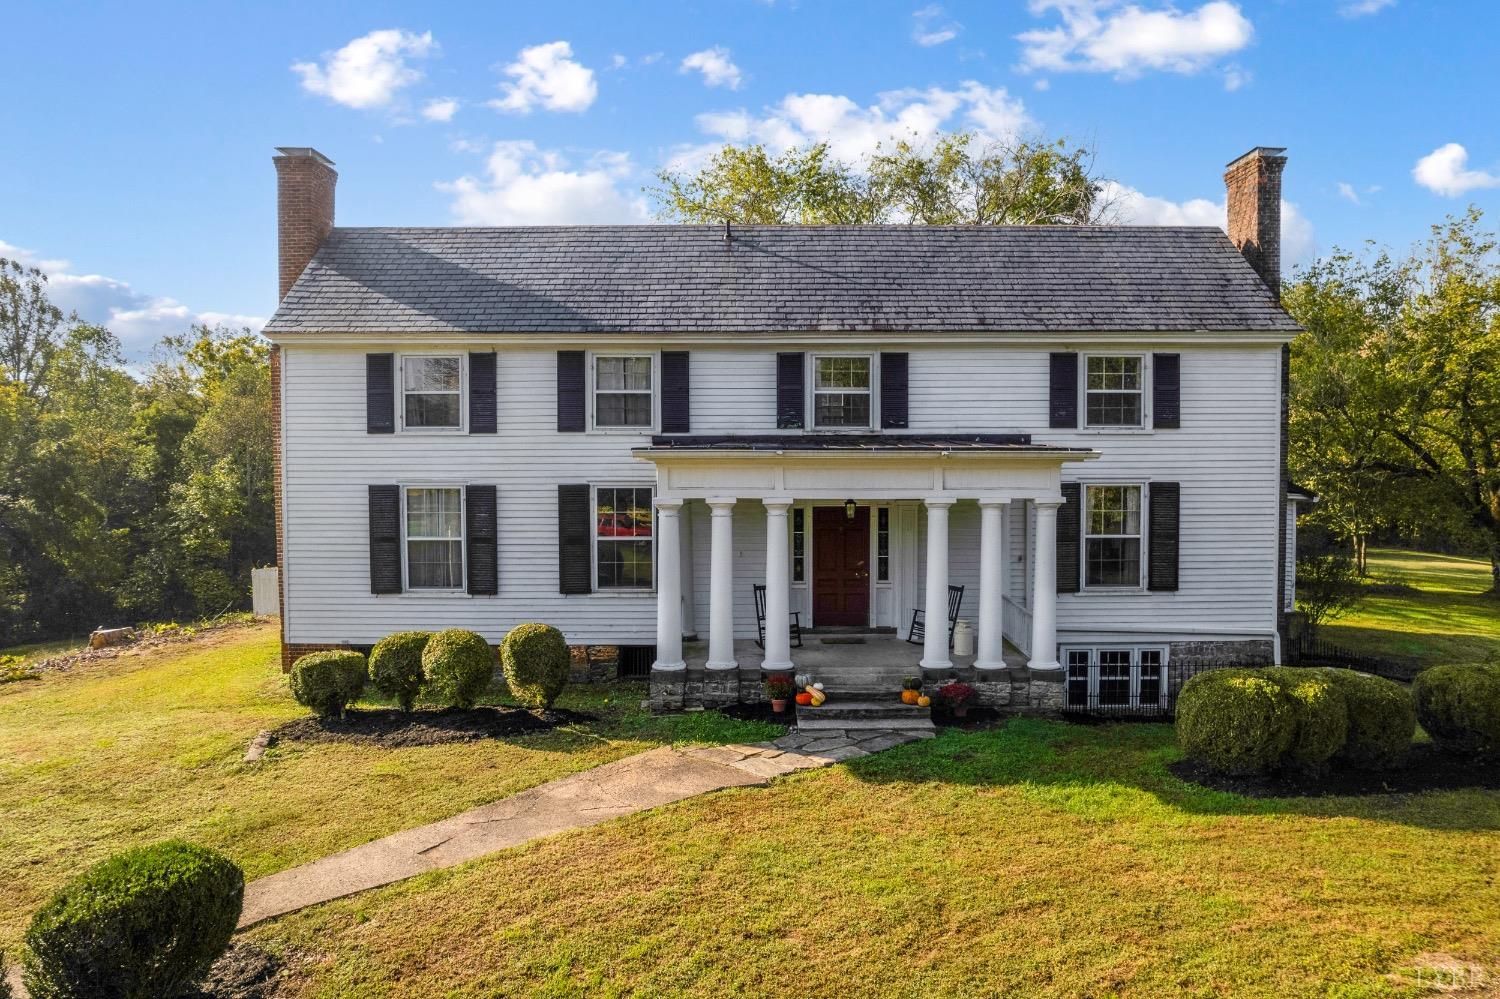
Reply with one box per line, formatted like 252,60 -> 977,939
1262,667 -> 1349,773
289,650 -> 367,718
22,840 -> 243,999
422,629 -> 495,709
368,631 -> 431,710
1413,663 -> 1500,757
1320,668 -> 1415,770
1175,669 -> 1296,775
500,623 -> 570,709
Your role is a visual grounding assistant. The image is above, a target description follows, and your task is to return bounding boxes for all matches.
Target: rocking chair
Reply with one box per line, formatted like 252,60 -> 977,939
907,584 -> 965,648
752,584 -> 804,649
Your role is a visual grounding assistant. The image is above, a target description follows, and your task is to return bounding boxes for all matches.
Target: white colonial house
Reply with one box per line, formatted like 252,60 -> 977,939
266,145 -> 1301,713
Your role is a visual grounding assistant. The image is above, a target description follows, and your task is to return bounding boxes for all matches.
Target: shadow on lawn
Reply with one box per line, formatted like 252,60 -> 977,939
841,717 -> 1500,832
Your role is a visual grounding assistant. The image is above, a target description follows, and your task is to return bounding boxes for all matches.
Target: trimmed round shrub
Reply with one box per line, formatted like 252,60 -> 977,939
1262,667 -> 1349,773
22,840 -> 244,999
1175,668 -> 1296,775
289,650 -> 367,718
1320,669 -> 1415,770
500,623 -> 570,709
1413,663 -> 1500,757
422,629 -> 495,709
369,631 -> 431,711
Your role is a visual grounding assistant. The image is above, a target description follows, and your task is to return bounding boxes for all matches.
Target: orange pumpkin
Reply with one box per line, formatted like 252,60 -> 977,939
795,691 -> 813,706
916,695 -> 931,708
900,689 -> 920,705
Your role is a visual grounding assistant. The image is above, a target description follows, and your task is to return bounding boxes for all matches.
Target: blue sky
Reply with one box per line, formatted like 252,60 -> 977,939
3,0 -> 1498,358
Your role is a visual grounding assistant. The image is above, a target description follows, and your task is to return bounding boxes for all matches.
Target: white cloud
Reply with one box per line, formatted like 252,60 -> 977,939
490,41 -> 597,114
1338,0 -> 1394,17
1222,63 -> 1251,90
436,141 -> 649,224
1101,181 -> 1316,269
292,29 -> 435,109
1017,1 -> 1253,82
0,240 -> 265,360
912,5 -> 962,46
1336,181 -> 1361,205
680,46 -> 743,89
421,97 -> 459,122
611,53 -> 628,69
1412,142 -> 1500,197
687,81 -> 1032,166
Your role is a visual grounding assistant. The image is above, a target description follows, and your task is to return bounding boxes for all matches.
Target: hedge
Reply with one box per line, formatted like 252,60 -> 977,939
1263,667 -> 1349,773
368,631 -> 431,711
500,623 -> 570,709
1413,663 -> 1500,757
289,650 -> 367,718
1320,668 -> 1415,770
422,629 -> 495,709
22,840 -> 243,999
1175,669 -> 1297,775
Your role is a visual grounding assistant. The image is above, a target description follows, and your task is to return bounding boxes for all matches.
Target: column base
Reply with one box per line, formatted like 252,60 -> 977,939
651,659 -> 687,671
1026,659 -> 1062,673
705,659 -> 739,671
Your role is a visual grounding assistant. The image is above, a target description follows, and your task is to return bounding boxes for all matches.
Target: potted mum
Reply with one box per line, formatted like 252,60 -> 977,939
765,672 -> 797,713
938,680 -> 977,718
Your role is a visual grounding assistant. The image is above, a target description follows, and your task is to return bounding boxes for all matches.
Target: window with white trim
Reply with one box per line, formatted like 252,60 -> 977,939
405,486 -> 464,589
1085,484 -> 1143,587
1084,355 -> 1143,427
1065,647 -> 1168,710
593,355 -> 653,429
876,507 -> 890,582
792,508 -> 806,583
812,354 -> 872,429
595,486 -> 654,589
401,355 -> 463,429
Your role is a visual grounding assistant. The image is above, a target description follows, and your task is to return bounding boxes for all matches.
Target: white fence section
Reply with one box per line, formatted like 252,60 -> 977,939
251,566 -> 280,617
1001,595 -> 1032,658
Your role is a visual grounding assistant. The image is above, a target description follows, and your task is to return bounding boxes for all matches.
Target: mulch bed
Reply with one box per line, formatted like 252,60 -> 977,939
271,706 -> 595,748
1169,744 -> 1500,798
190,941 -> 291,998
933,706 -> 1005,729
717,701 -> 795,726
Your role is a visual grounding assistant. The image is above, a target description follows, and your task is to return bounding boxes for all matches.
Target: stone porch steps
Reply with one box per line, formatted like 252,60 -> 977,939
798,699 -> 931,720
796,699 -> 936,733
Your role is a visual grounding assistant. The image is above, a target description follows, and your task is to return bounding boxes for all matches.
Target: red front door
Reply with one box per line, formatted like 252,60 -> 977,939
812,506 -> 871,627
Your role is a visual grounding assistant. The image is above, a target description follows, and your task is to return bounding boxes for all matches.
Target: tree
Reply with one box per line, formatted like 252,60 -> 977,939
652,133 -> 1107,226
1285,209 -> 1500,594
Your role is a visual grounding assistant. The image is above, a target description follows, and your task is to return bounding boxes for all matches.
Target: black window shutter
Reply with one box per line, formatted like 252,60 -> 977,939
1148,482 -> 1181,591
557,484 -> 592,594
367,354 -> 395,434
368,485 -> 402,594
469,352 -> 497,434
776,352 -> 805,429
1049,353 -> 1078,429
879,352 -> 909,429
466,485 -> 498,595
661,351 -> 691,434
556,351 -> 585,432
1057,482 -> 1081,593
1153,353 -> 1181,429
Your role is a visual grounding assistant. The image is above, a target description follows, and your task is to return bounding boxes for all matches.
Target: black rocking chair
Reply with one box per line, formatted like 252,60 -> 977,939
907,584 -> 965,648
752,584 -> 804,649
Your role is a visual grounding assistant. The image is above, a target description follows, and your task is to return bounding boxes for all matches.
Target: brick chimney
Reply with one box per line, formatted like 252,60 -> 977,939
273,147 -> 336,300
1224,146 -> 1286,299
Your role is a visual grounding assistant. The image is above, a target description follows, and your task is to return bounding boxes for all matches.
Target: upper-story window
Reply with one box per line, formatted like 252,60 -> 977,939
594,355 -> 654,429
1085,484 -> 1143,587
1085,355 -> 1143,427
813,355 -> 872,429
402,355 -> 463,429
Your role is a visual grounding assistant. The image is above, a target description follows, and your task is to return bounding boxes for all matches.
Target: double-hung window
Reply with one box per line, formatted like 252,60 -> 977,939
1084,484 -> 1143,587
401,356 -> 462,430
405,487 -> 464,589
595,486 -> 654,589
594,355 -> 653,429
1084,355 -> 1143,427
812,355 -> 872,429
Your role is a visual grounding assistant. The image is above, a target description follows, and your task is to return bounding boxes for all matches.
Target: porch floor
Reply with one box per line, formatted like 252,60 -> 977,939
681,635 -> 1028,692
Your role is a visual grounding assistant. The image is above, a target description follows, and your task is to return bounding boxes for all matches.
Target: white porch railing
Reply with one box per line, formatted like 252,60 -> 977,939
1002,595 -> 1032,658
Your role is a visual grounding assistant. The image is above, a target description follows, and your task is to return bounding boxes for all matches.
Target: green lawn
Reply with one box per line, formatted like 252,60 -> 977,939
1319,549 -> 1500,669
0,623 -> 775,950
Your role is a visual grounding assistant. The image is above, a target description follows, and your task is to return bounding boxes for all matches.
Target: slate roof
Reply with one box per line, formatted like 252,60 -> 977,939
637,434 -> 1093,454
264,224 -> 1301,336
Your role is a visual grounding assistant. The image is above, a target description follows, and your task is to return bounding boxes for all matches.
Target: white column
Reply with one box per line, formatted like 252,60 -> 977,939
1028,498 -> 1062,672
705,497 -> 738,670
975,498 -> 1008,671
762,499 -> 794,671
652,499 -> 685,671
920,498 -> 955,671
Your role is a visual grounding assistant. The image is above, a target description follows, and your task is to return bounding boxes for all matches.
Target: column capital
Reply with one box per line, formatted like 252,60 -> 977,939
762,497 -> 794,513
977,496 -> 1011,509
706,496 -> 738,512
655,497 -> 685,512
1032,496 -> 1066,509
923,497 -> 956,510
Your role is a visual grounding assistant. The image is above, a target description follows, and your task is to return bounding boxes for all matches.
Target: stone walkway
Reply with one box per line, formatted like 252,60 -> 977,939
238,727 -> 927,927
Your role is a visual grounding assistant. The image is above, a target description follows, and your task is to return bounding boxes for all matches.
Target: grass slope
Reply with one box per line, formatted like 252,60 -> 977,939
0,623 -> 776,948
1321,549 -> 1500,668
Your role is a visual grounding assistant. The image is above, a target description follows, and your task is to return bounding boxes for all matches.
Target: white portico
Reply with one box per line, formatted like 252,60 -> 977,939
635,435 -> 1098,698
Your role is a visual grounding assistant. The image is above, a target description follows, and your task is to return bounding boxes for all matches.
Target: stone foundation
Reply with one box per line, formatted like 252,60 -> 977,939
568,644 -> 619,684
1168,639 -> 1275,672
